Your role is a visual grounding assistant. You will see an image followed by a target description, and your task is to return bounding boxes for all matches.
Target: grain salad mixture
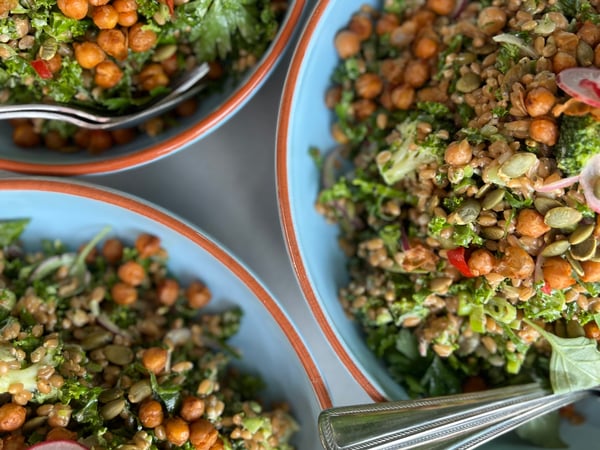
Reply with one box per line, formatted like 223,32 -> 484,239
0,0 -> 285,152
0,220 -> 298,449
316,0 -> 600,421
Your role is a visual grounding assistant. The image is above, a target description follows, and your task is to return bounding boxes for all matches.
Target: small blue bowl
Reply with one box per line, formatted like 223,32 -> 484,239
0,0 -> 305,176
0,177 -> 330,449
277,1 -> 600,448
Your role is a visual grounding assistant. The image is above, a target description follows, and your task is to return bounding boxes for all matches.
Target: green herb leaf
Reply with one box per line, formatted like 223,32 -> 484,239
526,320 -> 600,393
0,219 -> 30,247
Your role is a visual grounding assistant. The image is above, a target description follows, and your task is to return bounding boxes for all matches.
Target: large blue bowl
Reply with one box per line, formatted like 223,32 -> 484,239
0,0 -> 305,176
0,177 -> 330,449
276,1 -> 600,448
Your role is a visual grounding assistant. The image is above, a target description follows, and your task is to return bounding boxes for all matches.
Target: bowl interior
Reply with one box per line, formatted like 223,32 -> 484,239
0,0 -> 304,175
278,0 -> 600,448
0,178 -> 329,449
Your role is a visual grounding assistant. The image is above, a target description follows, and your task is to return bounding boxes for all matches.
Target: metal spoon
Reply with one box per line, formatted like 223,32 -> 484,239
318,383 -> 597,450
0,62 -> 210,130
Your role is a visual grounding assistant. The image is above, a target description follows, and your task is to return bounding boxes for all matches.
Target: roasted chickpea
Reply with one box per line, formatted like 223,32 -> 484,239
543,256 -> 575,290
525,87 -> 556,117
97,29 -> 128,60
13,122 -> 41,148
157,278 -> 180,306
74,42 -> 106,69
189,419 -> 218,449
135,233 -> 161,257
0,403 -> 26,432
57,0 -> 88,20
111,282 -> 138,305
44,129 -> 68,151
129,22 -> 158,52
444,139 -> 472,166
426,0 -> 455,15
94,60 -> 123,88
413,34 -> 438,59
375,13 -> 399,35
584,321 -> 600,340
515,209 -> 550,238
165,417 -> 190,447
139,399 -> 164,428
552,51 -> 577,73
117,260 -> 146,286
581,260 -> 600,282
46,427 -> 78,441
404,59 -> 430,88
467,249 -> 496,276
111,127 -> 136,145
334,30 -> 361,59
46,53 -> 62,73
175,98 -> 198,117
142,347 -> 168,374
92,5 -> 119,29
180,396 -> 205,422
498,246 -> 535,279
102,238 -> 124,264
355,73 -> 383,99
186,280 -> 211,309
477,6 -> 507,35
138,63 -> 169,91
348,13 -> 373,41
87,129 -> 114,153
390,84 -> 415,109
529,117 -> 558,146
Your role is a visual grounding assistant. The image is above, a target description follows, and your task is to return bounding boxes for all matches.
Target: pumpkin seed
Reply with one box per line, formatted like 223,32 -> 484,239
569,223 -> 595,245
450,199 -> 481,225
128,379 -> 152,403
151,44 -> 177,62
100,399 -> 125,420
456,72 -> 481,93
99,387 -> 124,404
576,40 -> 594,66
104,344 -> 134,366
566,254 -> 585,277
39,38 -> 58,61
591,247 -> 600,262
544,206 -> 582,228
569,237 -> 597,261
482,189 -> 505,210
566,319 -> 585,338
481,226 -> 505,240
540,240 -> 570,257
499,152 -> 538,178
81,329 -> 112,351
534,197 -> 563,215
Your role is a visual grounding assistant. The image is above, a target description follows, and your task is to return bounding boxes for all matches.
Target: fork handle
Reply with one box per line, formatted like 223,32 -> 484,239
318,384 -> 590,450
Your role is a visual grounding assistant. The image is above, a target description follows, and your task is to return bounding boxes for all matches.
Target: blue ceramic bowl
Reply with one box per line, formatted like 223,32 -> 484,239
0,0 -> 305,176
276,1 -> 600,448
0,177 -> 330,448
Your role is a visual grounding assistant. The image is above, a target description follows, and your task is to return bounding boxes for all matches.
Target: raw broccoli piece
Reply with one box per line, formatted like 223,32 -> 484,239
556,113 -> 600,176
376,119 -> 448,185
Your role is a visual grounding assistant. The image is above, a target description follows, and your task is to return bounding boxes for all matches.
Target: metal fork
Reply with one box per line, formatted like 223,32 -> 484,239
0,62 -> 210,130
319,383 -> 598,450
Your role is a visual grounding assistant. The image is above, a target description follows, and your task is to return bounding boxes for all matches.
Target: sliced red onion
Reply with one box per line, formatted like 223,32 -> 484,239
535,175 -> 580,192
451,0 -> 469,18
579,154 -> 600,213
556,67 -> 600,109
28,441 -> 87,450
492,34 -> 537,58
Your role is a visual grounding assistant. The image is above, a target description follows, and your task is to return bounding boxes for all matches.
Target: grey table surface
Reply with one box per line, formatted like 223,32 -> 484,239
72,1 -> 373,410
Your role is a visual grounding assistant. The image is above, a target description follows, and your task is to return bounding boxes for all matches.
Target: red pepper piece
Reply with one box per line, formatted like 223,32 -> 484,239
447,247 -> 475,278
541,282 -> 552,295
31,59 -> 53,79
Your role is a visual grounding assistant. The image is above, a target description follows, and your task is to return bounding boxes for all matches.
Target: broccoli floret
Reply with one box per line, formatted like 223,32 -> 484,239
377,119 -> 448,185
0,339 -> 63,402
556,114 -> 600,176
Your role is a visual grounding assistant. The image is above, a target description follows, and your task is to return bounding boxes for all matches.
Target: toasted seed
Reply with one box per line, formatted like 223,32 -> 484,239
456,72 -> 481,93
104,344 -> 134,366
128,379 -> 152,403
534,197 -> 563,215
482,189 -> 505,210
481,226 -> 505,240
540,240 -> 570,257
81,330 -> 113,351
569,223 -> 595,245
451,199 -> 481,225
566,253 -> 585,277
99,387 -> 124,404
101,399 -> 125,420
570,237 -> 597,261
152,44 -> 177,62
500,153 -> 538,178
544,206 -> 582,228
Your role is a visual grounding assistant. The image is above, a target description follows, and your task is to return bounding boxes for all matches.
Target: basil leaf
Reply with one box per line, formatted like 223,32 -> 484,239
526,320 -> 600,393
0,219 -> 30,247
